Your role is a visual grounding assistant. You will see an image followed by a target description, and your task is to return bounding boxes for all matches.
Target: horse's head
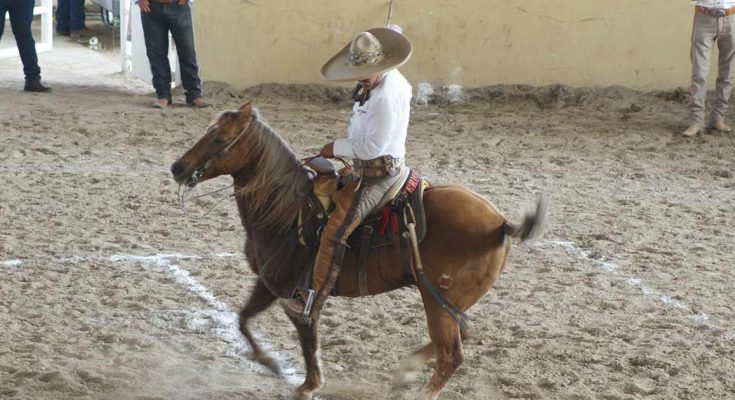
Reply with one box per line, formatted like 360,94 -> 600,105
171,101 -> 255,188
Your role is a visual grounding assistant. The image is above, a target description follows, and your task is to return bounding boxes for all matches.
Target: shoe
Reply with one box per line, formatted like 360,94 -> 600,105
151,98 -> 170,109
56,30 -> 70,37
711,120 -> 732,132
187,97 -> 210,108
24,79 -> 51,93
70,27 -> 93,38
681,124 -> 701,137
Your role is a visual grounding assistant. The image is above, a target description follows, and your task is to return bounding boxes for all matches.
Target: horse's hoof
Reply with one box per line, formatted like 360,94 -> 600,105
292,390 -> 313,400
256,354 -> 281,375
418,388 -> 439,400
293,383 -> 319,400
390,371 -> 416,388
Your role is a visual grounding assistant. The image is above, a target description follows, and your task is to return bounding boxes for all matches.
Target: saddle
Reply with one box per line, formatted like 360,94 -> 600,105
297,157 -> 428,295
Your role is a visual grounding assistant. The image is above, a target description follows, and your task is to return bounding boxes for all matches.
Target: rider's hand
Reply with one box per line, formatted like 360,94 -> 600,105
177,0 -> 187,5
138,0 -> 151,13
319,142 -> 335,159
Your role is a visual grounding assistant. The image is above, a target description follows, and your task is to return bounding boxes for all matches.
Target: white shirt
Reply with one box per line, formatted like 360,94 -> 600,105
692,0 -> 735,8
333,69 -> 412,161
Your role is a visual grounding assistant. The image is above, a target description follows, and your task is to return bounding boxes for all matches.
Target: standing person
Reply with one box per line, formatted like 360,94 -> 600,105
137,0 -> 208,108
55,0 -> 87,37
684,0 -> 735,136
281,28 -> 413,323
0,0 -> 51,92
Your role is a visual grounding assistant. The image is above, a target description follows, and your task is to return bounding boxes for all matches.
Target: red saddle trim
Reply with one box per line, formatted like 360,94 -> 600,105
378,170 -> 421,236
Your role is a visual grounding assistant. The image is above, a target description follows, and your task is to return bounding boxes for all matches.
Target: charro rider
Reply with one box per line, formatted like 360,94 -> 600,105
281,27 -> 413,322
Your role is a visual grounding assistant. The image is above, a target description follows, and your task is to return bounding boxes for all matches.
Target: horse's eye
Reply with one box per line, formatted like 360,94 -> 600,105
213,138 -> 226,145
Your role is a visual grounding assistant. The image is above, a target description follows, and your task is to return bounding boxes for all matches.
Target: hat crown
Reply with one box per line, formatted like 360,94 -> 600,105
348,32 -> 384,67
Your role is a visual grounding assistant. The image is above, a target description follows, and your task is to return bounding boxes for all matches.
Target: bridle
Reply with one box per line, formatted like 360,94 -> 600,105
186,115 -> 255,188
177,115 -> 255,209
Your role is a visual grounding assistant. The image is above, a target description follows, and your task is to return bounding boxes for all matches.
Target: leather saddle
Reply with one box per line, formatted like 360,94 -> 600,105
296,157 -> 428,295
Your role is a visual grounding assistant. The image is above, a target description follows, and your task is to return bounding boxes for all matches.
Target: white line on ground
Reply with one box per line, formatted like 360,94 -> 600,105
534,240 -> 726,332
163,260 -> 302,385
1,252 -> 303,386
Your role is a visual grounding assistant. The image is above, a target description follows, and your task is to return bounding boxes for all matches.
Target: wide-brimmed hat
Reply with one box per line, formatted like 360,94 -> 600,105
321,27 -> 413,82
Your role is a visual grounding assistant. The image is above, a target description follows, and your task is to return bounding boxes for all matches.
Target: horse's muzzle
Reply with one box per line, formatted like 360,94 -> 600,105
170,160 -> 188,184
171,160 -> 202,187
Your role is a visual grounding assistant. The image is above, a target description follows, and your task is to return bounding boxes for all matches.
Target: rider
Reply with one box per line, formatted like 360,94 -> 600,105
281,27 -> 413,322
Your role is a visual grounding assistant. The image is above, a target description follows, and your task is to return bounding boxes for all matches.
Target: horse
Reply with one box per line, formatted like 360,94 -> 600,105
170,101 -> 547,400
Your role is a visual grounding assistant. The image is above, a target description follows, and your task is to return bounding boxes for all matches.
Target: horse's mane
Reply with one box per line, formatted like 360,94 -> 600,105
234,108 -> 309,233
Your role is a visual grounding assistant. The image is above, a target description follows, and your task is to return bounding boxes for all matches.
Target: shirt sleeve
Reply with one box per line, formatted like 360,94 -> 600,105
333,96 -> 398,160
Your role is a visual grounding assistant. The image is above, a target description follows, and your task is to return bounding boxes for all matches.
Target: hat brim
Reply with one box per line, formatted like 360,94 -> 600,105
321,28 -> 413,82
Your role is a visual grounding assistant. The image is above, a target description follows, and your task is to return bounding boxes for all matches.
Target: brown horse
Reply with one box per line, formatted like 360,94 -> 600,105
170,101 -> 546,400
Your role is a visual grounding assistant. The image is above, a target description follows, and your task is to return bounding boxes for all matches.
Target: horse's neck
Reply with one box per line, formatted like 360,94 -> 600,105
231,169 -> 305,231
234,181 -> 306,297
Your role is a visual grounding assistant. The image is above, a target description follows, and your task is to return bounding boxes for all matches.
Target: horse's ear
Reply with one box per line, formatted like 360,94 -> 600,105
239,100 -> 253,114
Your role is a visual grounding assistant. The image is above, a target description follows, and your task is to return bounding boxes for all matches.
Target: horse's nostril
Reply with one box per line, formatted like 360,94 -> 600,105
171,160 -> 184,177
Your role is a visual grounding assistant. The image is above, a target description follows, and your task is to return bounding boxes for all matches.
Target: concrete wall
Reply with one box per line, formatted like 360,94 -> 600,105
192,0 -> 701,90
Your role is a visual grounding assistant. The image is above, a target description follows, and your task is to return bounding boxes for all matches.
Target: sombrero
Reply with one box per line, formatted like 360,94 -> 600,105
321,27 -> 413,82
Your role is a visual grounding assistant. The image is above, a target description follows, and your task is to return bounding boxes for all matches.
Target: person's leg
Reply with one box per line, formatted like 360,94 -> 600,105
9,0 -> 44,84
69,0 -> 86,31
292,180 -> 366,322
55,0 -> 70,34
687,12 -> 718,135
710,15 -> 735,130
283,167 -> 408,322
0,2 -> 8,41
166,2 -> 203,104
141,2 -> 172,102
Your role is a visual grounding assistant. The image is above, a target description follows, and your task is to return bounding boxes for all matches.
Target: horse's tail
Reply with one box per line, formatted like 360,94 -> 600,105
503,193 -> 548,243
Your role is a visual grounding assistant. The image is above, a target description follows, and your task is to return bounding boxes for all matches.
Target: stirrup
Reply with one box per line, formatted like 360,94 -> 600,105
302,289 -> 315,317
288,288 -> 315,318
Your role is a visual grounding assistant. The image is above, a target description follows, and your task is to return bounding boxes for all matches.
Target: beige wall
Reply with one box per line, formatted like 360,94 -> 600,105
192,0 -> 703,90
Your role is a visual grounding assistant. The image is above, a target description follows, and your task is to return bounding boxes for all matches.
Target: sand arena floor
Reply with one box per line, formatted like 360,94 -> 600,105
1,41 -> 735,400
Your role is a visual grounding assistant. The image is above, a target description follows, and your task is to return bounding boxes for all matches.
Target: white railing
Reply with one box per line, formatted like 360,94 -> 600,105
0,0 -> 53,59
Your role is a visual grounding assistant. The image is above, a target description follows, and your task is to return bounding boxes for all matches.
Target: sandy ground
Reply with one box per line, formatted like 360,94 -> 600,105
2,32 -> 735,400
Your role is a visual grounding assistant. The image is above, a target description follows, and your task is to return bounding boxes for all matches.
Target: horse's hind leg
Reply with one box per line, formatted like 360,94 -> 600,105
393,328 -> 469,386
419,306 -> 464,400
392,342 -> 434,385
284,315 -> 322,400
393,324 -> 470,389
239,279 -> 281,374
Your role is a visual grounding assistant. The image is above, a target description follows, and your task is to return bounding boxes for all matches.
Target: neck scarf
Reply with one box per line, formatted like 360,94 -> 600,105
352,84 -> 371,106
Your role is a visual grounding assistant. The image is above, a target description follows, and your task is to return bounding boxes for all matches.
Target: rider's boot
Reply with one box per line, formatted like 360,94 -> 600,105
280,180 -> 363,324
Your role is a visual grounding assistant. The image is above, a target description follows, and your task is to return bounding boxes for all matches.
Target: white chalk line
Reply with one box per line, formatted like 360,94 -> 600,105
1,252 -> 303,386
6,241 -> 732,344
534,240 -> 734,339
163,260 -> 302,386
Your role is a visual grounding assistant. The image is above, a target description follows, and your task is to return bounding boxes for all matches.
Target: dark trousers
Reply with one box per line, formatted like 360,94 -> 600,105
0,0 -> 41,81
56,0 -> 86,33
140,1 -> 202,103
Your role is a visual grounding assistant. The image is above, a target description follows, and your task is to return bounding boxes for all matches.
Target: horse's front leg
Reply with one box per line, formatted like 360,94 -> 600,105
284,313 -> 322,400
239,279 -> 281,374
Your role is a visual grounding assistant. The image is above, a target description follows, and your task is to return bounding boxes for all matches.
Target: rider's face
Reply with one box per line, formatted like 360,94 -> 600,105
358,73 -> 381,88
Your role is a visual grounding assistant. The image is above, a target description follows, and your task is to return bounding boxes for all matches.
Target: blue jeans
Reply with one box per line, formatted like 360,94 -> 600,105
56,0 -> 86,33
141,1 -> 202,102
0,0 -> 41,81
